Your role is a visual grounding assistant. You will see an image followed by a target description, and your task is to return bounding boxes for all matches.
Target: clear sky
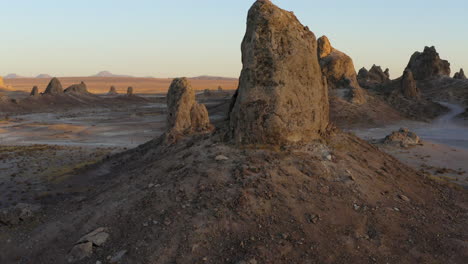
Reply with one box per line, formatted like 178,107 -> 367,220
1,0 -> 467,78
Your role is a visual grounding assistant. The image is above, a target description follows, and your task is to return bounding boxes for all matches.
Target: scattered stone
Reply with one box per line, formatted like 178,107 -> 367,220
148,183 -> 155,188
64,82 -> 89,94
108,86 -> 118,95
127,86 -> 134,96
30,86 -> 39,96
215,155 -> 229,161
77,227 -> 109,246
400,69 -> 420,99
383,128 -> 421,147
0,203 -> 41,226
406,46 -> 451,80
229,0 -> 329,145
109,249 -> 127,263
453,68 -> 466,80
399,194 -> 410,202
44,77 -> 63,95
166,78 -> 212,140
67,242 -> 93,263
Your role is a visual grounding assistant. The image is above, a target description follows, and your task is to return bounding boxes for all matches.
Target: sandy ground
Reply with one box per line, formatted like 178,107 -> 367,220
4,77 -> 238,95
352,102 -> 468,187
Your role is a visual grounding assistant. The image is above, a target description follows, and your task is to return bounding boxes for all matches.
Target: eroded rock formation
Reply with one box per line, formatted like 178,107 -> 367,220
108,86 -> 118,95
358,65 -> 390,88
454,68 -> 466,80
400,69 -> 420,99
44,78 -> 63,95
406,46 -> 450,80
229,0 -> 329,145
0,76 -> 6,89
64,82 -> 88,94
166,78 -> 211,139
30,86 -> 39,96
127,87 -> 134,96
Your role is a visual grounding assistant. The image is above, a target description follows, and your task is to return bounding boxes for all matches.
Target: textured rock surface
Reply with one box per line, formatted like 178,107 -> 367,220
44,78 -> 63,95
166,78 -> 211,138
229,0 -> 329,145
317,36 -> 360,89
317,36 -> 366,104
454,68 -> 467,80
30,86 -> 39,96
400,69 -> 420,99
64,82 -> 88,94
127,86 -> 134,96
108,86 -> 118,95
406,46 -> 451,80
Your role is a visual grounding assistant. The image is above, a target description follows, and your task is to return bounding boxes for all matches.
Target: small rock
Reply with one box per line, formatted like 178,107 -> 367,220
399,194 -> 410,202
148,183 -> 154,188
77,227 -> 109,246
215,155 -> 229,161
109,250 -> 127,263
67,242 -> 93,263
353,204 -> 360,211
326,155 -> 332,161
96,261 -> 102,264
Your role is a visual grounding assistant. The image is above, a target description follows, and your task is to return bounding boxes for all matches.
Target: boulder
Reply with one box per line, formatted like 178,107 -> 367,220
229,0 -> 329,145
406,46 -> 451,80
64,82 -> 88,94
400,69 -> 420,99
108,86 -> 118,95
30,86 -> 39,96
44,77 -> 63,95
166,78 -> 211,139
127,86 -> 134,96
454,68 -> 467,80
383,128 -> 421,147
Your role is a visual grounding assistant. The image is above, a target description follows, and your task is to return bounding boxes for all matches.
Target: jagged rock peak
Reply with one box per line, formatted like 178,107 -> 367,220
44,78 -> 63,95
454,68 -> 466,80
229,0 -> 329,145
406,46 -> 451,80
166,78 -> 211,140
64,81 -> 88,94
30,86 -> 39,96
400,69 -> 420,99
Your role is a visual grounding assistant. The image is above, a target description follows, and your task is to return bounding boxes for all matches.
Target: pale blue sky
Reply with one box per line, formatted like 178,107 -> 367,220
1,0 -> 467,78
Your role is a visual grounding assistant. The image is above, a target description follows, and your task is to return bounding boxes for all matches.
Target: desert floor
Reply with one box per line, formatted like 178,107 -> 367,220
4,77 -> 239,95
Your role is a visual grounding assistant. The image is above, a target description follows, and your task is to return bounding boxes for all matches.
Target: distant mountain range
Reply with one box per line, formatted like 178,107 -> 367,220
92,71 -> 134,78
2,72 -> 237,81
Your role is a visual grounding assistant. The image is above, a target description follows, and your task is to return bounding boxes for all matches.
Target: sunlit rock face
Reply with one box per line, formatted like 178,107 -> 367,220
229,0 -> 329,145
317,35 -> 366,105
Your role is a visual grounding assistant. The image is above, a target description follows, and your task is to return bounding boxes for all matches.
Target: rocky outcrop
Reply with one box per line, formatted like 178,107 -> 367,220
127,87 -> 134,96
30,86 -> 39,96
166,78 -> 211,139
358,65 -> 390,87
0,76 -> 6,89
317,36 -> 366,104
406,46 -> 450,80
43,78 -> 63,95
383,128 -> 421,147
108,86 -> 118,95
400,69 -> 420,99
229,0 -> 329,145
64,82 -> 88,94
454,68 -> 466,80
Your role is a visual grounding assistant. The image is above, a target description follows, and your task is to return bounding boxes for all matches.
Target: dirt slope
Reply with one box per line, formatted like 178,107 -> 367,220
1,126 -> 466,264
